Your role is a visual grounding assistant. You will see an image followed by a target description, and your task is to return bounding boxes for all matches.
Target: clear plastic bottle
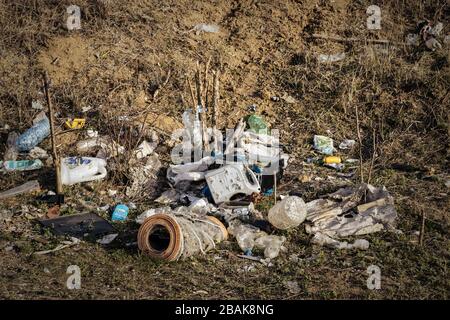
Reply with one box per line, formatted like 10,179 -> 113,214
268,196 -> 307,230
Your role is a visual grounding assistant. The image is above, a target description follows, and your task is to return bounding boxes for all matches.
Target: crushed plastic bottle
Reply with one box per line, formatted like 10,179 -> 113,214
1,159 -> 43,172
268,196 -> 307,230
228,221 -> 266,253
254,235 -> 286,259
16,112 -> 50,152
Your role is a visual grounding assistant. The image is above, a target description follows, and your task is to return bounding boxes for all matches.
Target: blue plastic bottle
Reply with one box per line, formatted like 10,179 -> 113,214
16,117 -> 50,152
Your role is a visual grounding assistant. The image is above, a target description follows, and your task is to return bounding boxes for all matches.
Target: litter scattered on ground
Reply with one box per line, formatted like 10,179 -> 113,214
228,221 -> 286,259
65,118 -> 85,129
313,135 -> 335,155
60,157 -> 107,185
305,183 -> 398,246
317,52 -> 346,63
338,139 -> 356,150
268,196 -> 306,230
39,212 -> 115,239
16,111 -> 50,152
192,23 -> 220,34
31,100 -> 44,110
76,136 -> 125,159
137,209 -> 228,261
97,233 -> 118,245
126,153 -> 161,198
112,204 -> 129,221
311,233 -> 370,250
0,67 -> 402,269
407,20 -> 446,51
0,180 -> 41,200
29,146 -> 49,159
1,159 -> 43,172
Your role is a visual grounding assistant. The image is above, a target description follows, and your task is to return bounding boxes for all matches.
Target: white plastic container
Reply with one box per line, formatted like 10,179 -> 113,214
268,196 -> 307,230
60,157 -> 107,185
205,163 -> 260,204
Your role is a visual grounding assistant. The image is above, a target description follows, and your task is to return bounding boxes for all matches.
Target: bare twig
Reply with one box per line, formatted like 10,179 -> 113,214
355,104 -> 364,183
186,77 -> 196,109
43,72 -> 63,196
419,208 -> 426,246
153,69 -> 171,100
134,111 -> 150,150
311,33 -> 407,46
196,64 -> 209,152
203,56 -> 211,106
367,127 -> 377,185
212,70 -> 220,150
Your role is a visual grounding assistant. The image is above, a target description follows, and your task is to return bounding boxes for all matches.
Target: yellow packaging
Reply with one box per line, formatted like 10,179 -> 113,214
323,156 -> 341,164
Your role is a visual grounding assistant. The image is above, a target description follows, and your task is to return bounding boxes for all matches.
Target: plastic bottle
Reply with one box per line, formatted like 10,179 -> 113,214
267,196 -> 307,230
182,109 -> 202,159
228,222 -> 262,253
16,115 -> 50,152
2,159 -> 43,172
254,235 -> 286,259
60,157 -> 107,185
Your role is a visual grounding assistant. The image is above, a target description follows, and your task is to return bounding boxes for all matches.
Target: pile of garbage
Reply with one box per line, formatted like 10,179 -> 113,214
0,71 -> 399,263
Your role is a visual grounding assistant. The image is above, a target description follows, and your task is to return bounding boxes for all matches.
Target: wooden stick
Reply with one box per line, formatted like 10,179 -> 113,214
212,70 -> 220,150
43,72 -> 63,196
203,56 -> 211,105
196,64 -> 209,152
212,70 -> 219,129
186,77 -> 196,109
367,128 -> 377,186
195,63 -> 204,107
355,104 -> 364,184
153,69 -> 171,100
419,209 -> 426,246
134,111 -> 150,150
311,33 -> 407,46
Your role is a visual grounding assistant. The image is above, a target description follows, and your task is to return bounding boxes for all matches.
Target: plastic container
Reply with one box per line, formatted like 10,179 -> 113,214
112,204 -> 129,221
205,163 -> 260,203
60,157 -> 107,185
267,196 -> 307,230
16,116 -> 50,152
